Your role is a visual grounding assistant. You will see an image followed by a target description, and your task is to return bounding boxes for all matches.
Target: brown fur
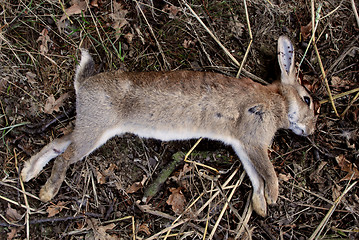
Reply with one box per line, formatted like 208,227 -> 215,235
21,36 -> 318,217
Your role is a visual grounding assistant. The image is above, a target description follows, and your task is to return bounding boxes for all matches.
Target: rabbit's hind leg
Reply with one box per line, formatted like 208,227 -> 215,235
21,134 -> 72,182
39,127 -> 122,202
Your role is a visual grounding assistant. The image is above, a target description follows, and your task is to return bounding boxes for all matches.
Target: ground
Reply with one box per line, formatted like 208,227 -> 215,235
0,0 -> 358,239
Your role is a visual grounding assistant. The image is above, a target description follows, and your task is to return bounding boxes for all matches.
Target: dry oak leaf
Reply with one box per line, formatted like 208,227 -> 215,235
138,223 -> 151,236
87,218 -> 118,240
7,227 -> 19,240
163,4 -> 181,18
126,181 -> 142,194
301,21 -> 312,41
6,204 -> 22,222
44,93 -> 69,114
126,175 -> 147,193
37,28 -> 51,54
60,0 -> 88,22
166,187 -> 186,214
336,154 -> 359,181
109,2 -> 129,38
46,201 -> 67,217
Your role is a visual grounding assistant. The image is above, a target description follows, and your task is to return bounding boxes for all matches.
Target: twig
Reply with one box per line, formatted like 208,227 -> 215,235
182,1 -> 267,84
15,150 -> 30,240
236,0 -> 253,78
350,0 -> 359,27
311,0 -> 339,116
340,91 -> 359,117
208,174 -> 243,239
0,213 -> 103,227
135,1 -> 170,70
235,192 -> 253,239
308,181 -> 357,240
319,88 -> 359,104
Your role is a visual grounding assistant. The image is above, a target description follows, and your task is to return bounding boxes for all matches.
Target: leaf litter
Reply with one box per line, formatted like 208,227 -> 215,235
0,0 -> 358,239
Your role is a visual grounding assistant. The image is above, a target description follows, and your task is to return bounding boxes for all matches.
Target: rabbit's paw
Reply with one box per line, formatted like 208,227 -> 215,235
252,192 -> 267,217
39,183 -> 58,202
264,178 -> 279,205
21,161 -> 37,182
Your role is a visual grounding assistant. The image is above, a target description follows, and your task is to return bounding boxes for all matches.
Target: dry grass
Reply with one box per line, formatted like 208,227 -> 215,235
0,0 -> 358,239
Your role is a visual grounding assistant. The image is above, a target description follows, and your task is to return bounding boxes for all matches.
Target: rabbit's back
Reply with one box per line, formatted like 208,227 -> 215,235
75,70 -> 288,145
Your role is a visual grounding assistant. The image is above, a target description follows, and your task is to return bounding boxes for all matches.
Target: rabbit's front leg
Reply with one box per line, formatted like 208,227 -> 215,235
244,145 -> 279,206
230,140 -> 267,216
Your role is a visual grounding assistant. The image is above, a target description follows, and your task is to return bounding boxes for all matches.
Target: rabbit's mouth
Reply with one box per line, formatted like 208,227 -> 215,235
289,122 -> 307,136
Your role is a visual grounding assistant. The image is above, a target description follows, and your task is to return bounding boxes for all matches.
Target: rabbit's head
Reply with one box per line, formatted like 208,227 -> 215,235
278,36 -> 320,136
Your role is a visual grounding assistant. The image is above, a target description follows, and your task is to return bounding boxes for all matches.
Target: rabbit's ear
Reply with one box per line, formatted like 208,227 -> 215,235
278,36 -> 296,85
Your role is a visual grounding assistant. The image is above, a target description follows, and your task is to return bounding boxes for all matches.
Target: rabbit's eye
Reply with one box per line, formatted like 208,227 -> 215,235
303,96 -> 311,106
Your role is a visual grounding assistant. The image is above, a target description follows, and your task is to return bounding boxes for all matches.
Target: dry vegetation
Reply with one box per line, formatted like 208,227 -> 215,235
0,0 -> 358,239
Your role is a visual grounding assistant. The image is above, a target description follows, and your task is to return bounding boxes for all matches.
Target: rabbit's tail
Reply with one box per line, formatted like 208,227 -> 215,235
74,49 -> 95,90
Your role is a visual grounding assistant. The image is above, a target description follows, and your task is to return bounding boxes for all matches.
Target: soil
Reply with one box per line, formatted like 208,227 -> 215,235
0,0 -> 358,239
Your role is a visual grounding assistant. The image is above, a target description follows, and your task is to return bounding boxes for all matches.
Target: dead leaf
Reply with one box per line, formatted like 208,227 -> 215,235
7,228 -> 18,240
336,155 -> 359,181
127,174 -> 147,194
25,72 -> 37,84
332,184 -> 342,201
87,218 -> 118,240
109,2 -> 129,38
6,204 -> 22,222
138,223 -> 151,236
59,123 -> 74,135
309,161 -> 327,183
103,163 -> 117,176
183,39 -> 195,49
124,32 -> 134,44
59,0 -> 88,22
166,187 -> 186,214
43,93 -> 69,114
46,201 -> 67,217
96,168 -> 107,184
278,173 -> 292,182
178,163 -> 192,180
163,4 -> 181,19
95,224 -> 117,240
90,0 -> 98,7
126,181 -> 143,194
37,28 -> 51,54
301,21 -> 312,40
229,15 -> 245,37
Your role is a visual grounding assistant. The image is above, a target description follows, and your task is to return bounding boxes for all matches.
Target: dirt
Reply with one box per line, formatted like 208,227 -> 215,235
0,0 -> 358,239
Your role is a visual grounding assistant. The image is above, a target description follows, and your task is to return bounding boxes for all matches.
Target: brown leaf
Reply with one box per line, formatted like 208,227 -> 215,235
127,175 -> 147,195
46,201 -> 67,217
37,28 -> 51,54
301,22 -> 312,40
6,204 -> 22,222
309,161 -> 327,183
43,93 -> 69,114
25,72 -> 37,84
95,224 -> 117,240
332,184 -> 342,201
96,168 -> 107,184
7,228 -> 18,240
60,0 -> 88,22
138,223 -> 151,236
163,4 -> 181,19
87,218 -> 118,240
183,39 -> 194,49
336,155 -> 359,181
178,163 -> 192,180
124,32 -> 134,44
166,187 -> 186,214
109,2 -> 129,38
278,173 -> 292,182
